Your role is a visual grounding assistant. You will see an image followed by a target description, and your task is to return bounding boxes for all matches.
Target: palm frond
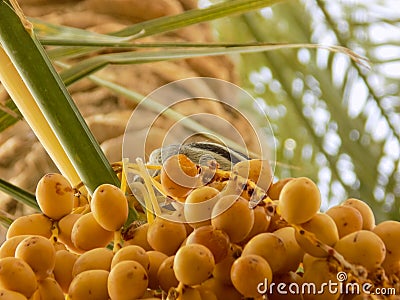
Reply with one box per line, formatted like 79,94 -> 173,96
43,0 -> 286,59
59,42 -> 366,86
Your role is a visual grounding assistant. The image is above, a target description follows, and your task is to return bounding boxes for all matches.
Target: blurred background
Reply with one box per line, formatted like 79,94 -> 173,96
0,0 -> 399,223
212,0 -> 400,221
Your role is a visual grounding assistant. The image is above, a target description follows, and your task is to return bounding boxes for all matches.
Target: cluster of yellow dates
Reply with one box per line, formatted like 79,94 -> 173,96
0,154 -> 398,300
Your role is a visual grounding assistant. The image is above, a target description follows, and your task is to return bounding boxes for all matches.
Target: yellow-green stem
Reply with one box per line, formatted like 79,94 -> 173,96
113,230 -> 122,252
0,47 -> 81,186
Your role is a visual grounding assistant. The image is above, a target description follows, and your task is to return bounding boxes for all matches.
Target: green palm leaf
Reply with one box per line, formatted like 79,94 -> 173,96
0,179 -> 38,211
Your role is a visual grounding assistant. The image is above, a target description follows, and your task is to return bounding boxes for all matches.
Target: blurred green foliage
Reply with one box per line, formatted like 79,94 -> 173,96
214,0 -> 400,221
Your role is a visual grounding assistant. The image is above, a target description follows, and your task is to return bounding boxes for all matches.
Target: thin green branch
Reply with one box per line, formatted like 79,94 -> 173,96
32,17 -> 126,46
59,43 -> 367,86
0,178 -> 39,211
45,0 -> 286,59
370,57 -> 400,64
0,97 -> 21,131
358,41 -> 400,48
112,0 -> 285,39
351,19 -> 400,26
0,213 -> 12,228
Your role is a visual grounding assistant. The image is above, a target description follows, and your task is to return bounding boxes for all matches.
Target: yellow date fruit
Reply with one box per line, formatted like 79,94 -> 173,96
108,261 -> 148,300
186,225 -> 230,263
15,235 -> 56,280
268,178 -> 293,200
373,220 -> 400,262
295,213 -> 339,258
0,235 -> 30,258
147,250 -> 168,290
326,205 -> 363,238
36,173 -> 74,220
211,195 -> 254,243
174,244 -> 215,286
91,184 -> 128,231
242,232 -> 287,273
147,217 -> 187,256
68,270 -> 109,300
53,249 -> 78,293
334,230 -> 386,271
58,213 -> 83,253
278,177 -> 321,224
231,254 -> 272,298
72,247 -> 113,277
0,289 -> 27,300
71,212 -> 113,251
161,154 -> 199,199
123,222 -> 152,251
0,257 -> 37,298
157,255 -> 178,293
233,159 -> 273,191
111,245 -> 149,271
184,186 -> 219,228
274,227 -> 304,273
35,277 -> 64,300
6,214 -> 52,239
342,198 -> 375,230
